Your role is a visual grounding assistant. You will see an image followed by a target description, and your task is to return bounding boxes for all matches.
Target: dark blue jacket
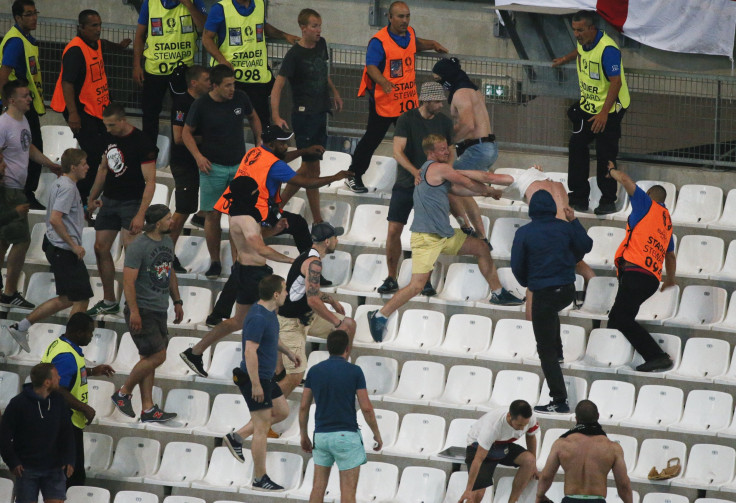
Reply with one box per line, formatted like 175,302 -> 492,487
511,190 -> 593,291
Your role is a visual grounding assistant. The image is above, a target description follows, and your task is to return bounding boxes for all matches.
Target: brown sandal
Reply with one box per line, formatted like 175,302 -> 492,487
648,457 -> 681,480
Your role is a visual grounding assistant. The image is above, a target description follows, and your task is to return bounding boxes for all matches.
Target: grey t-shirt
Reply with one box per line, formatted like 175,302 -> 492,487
393,108 -> 453,189
45,176 -> 84,250
0,112 -> 31,189
124,234 -> 174,312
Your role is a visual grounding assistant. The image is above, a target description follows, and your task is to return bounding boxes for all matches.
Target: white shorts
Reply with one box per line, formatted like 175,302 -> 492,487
508,167 -> 550,201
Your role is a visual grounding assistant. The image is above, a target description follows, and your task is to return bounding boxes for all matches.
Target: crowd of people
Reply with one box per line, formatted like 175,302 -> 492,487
0,0 -> 681,501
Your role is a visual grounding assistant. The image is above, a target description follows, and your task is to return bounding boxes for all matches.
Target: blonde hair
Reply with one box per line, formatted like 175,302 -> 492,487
422,134 -> 447,154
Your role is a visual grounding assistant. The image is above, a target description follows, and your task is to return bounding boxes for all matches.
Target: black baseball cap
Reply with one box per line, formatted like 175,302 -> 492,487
142,204 -> 170,232
261,125 -> 294,143
311,222 -> 344,242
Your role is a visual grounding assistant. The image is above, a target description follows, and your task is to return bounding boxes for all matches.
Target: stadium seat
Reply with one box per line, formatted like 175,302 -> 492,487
523,324 -> 586,368
193,393 -> 249,437
493,475 -> 537,503
669,390 -> 732,435
167,286 -> 212,327
429,314 -> 492,357
8,322 -> 64,365
156,135 -> 171,170
569,329 -> 634,372
303,350 -> 329,381
636,285 -> 680,324
608,434 -> 639,476
356,462 -> 399,502
351,304 -> 398,347
306,200 -> 351,229
537,376 -> 588,417
641,494 -> 689,503
608,489 -> 640,503
672,444 -> 736,489
86,379 -> 115,424
714,346 -> 736,386
382,413 -> 446,459
432,417 -> 476,462
112,492 -> 158,503
110,332 -> 141,375
84,328 -> 118,366
337,155 -> 396,197
143,441 -> 208,487
288,458 -> 341,501
29,173 -> 60,217
618,333 -> 682,377
83,432 -> 113,474
156,337 -> 212,380
82,227 -> 123,268
477,168 -> 527,213
587,380 -> 635,425
190,446 -> 252,492
98,386 -> 162,429
666,337 -> 729,382
162,497 -> 204,503
282,196 -> 306,217
336,254 -> 389,298
443,471 -> 493,503
382,309 -> 445,353
478,319 -> 536,363
340,204 -> 389,247
476,267 -> 526,312
320,250 -> 352,292
568,276 -> 618,320
584,226 -> 626,269
584,176 -> 629,219
663,284 -> 728,327
24,223 -> 47,264
145,389 -> 210,433
429,262 -> 490,307
355,355 -> 399,399
41,125 -> 79,163
385,258 -> 445,303
536,428 -> 567,470
383,360 -> 445,405
0,371 -> 20,410
479,370 -> 540,411
195,341 -> 241,385
671,184 -> 723,227
616,181 -> 677,221
677,235 -> 725,278
630,438 -> 687,484
96,437 -> 161,481
264,245 -> 300,279
0,479 -> 12,503
239,451 -> 303,494
711,188 -> 736,230
358,408 -> 399,453
152,183 -> 169,206
393,466 -> 446,503
174,236 -> 209,278
14,272 -> 64,314
429,365 -> 493,410
314,151 -> 351,193
489,217 -> 530,261
0,319 -> 21,358
619,385 -> 684,430
710,240 -> 736,282
66,486 -> 110,503
271,399 -> 301,443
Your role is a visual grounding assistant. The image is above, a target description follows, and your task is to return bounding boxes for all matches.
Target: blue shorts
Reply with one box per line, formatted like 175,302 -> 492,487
313,431 -> 367,470
454,141 -> 498,171
14,467 -> 67,503
200,163 -> 239,211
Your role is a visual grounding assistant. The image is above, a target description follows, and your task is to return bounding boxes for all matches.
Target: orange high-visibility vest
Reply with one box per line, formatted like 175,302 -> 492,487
214,146 -> 281,218
357,26 -> 417,118
51,37 -> 109,119
615,200 -> 672,280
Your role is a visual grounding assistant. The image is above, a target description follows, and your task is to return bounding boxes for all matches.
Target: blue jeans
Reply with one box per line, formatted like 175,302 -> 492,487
14,467 -> 67,503
454,141 -> 499,171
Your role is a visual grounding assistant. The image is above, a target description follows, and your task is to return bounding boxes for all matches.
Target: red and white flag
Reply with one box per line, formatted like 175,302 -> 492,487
496,0 -> 736,58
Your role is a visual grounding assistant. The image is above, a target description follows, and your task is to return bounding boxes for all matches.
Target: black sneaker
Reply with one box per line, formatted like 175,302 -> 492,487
421,280 -> 437,297
190,214 -> 205,229
140,404 -> 177,422
180,347 -> 208,377
636,355 -> 674,373
252,474 -> 284,491
205,261 -> 222,279
0,292 -> 35,309
344,176 -> 368,194
377,277 -> 399,294
111,391 -> 136,418
570,201 -> 589,212
224,433 -> 245,463
205,314 -> 223,328
489,288 -> 524,306
460,226 -> 476,237
594,202 -> 617,215
534,400 -> 570,414
173,256 -> 186,274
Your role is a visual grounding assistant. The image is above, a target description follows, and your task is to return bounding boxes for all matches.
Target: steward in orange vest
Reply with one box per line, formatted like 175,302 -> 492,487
51,37 -> 109,120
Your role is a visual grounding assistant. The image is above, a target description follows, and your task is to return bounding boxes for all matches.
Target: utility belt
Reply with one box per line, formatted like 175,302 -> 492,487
455,134 -> 496,157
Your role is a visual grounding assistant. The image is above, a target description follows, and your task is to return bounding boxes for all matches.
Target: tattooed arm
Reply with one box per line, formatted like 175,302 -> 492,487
305,257 -> 345,328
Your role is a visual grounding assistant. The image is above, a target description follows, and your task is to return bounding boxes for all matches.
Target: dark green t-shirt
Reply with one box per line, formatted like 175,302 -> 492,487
393,108 -> 454,188
279,37 -> 330,114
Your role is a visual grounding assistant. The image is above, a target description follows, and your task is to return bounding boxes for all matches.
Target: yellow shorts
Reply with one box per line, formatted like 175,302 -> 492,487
410,229 -> 467,274
277,313 -> 345,374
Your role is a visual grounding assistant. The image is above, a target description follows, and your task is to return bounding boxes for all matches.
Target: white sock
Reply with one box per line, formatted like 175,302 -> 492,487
493,288 -> 503,295
17,319 -> 31,332
375,312 -> 387,320
103,299 -> 117,306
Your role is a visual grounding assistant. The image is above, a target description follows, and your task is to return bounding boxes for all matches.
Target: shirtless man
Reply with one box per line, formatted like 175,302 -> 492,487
536,400 -> 633,503
432,57 -> 494,246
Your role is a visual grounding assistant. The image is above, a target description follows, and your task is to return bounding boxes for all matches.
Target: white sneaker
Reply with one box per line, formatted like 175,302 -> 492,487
7,323 -> 29,352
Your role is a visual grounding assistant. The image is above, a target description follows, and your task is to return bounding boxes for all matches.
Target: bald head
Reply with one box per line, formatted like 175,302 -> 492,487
389,1 -> 409,15
647,184 -> 667,204
575,399 -> 599,424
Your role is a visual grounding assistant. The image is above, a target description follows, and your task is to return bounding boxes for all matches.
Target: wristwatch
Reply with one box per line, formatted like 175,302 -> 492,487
173,299 -> 183,306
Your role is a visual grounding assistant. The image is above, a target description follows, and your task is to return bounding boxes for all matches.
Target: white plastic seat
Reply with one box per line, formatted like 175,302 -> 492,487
478,319 -> 536,363
431,417 -> 476,462
489,217 -> 530,260
429,262 -> 490,307
0,318 -> 21,358
537,376 -> 588,417
711,188 -> 736,230
152,183 -> 169,206
671,184 -> 723,227
587,380 -> 635,425
618,333 -> 682,377
312,151 -> 351,193
85,328 -> 118,366
66,486 -> 110,503
669,390 -> 732,435
443,471 -> 492,503
569,329 -> 633,372
340,204 -> 389,247
193,393 -> 250,437
584,226 -> 626,269
270,399 -> 301,442
336,254 -> 389,298
337,155 -> 396,197
162,497 -> 204,503
711,240 -> 736,282
264,245 -> 300,279
24,223 -> 47,264
636,285 -> 680,324
355,355 -> 399,399
15,272 -> 64,314
145,388 -> 210,433
677,235 -> 724,278
383,360 -> 445,405
351,304 -> 399,347
110,332 -> 141,374
523,324 -> 587,367
429,314 -> 492,357
98,386 -> 163,429
586,176 -> 629,219
190,446 -> 252,492
97,437 -> 161,481
0,371 -> 20,410
307,200 -> 351,229
387,258 -> 445,303
86,379 -> 115,424
430,365 -> 493,410
382,413 -> 446,459
608,434 -> 639,476
476,267 -> 526,311
617,181 -> 677,221
195,341 -> 241,385
630,438 -> 687,483
358,408 -> 399,452
569,276 -> 618,320
112,491 -> 159,503
239,451 -> 303,494
168,286 -> 212,327
666,337 -> 729,382
320,250 -> 352,292
174,236 -> 209,277
8,322 -> 64,365
156,135 -> 171,170
0,479 -> 12,503
82,227 -> 122,267
671,443 -> 736,489
607,488 -> 640,503
356,462 -> 399,502
41,125 -> 79,162
282,196 -> 306,217
536,428 -> 567,470
382,309 -> 445,353
641,494 -> 689,503
493,475 -> 538,503
393,466 -> 446,503
83,432 -> 113,474
479,370 -> 540,411
288,458 -> 341,501
156,337 -> 212,380
143,441 -> 208,487
619,385 -> 684,430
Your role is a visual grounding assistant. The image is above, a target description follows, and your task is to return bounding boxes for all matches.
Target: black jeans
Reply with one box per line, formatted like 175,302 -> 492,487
24,107 -> 43,198
350,97 -> 397,179
211,211 -> 310,318
141,71 -> 172,142
567,104 -> 627,206
608,269 -> 667,361
65,110 -> 107,205
66,425 -> 85,487
532,283 -> 576,403
235,79 -> 274,129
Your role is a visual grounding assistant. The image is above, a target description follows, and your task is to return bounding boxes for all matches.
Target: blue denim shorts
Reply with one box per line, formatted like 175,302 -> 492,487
313,431 -> 367,470
15,467 -> 67,503
453,141 -> 499,171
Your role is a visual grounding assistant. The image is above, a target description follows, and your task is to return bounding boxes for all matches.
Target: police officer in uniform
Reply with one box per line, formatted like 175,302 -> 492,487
133,0 -> 207,141
553,10 -> 630,216
608,163 -> 676,373
202,0 -> 299,128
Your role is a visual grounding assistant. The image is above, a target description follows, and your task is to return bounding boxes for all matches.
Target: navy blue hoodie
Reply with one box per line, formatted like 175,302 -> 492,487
0,383 -> 75,471
511,190 -> 593,291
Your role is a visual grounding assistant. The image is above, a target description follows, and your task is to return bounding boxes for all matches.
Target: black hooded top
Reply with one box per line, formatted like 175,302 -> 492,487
432,57 -> 478,104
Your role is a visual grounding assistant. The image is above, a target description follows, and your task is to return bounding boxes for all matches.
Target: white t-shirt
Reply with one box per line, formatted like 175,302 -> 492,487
467,408 -> 539,450
0,112 -> 31,189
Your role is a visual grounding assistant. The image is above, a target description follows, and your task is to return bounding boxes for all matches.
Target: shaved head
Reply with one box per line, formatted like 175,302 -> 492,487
647,184 -> 667,203
389,1 -> 409,15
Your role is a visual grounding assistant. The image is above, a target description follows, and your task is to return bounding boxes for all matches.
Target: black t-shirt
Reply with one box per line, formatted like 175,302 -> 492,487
185,90 -> 253,166
393,108 -> 454,188
170,92 -> 197,171
102,127 -> 158,201
278,38 -> 330,114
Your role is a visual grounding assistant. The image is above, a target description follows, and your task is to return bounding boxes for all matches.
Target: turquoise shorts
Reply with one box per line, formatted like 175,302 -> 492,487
313,431 -> 367,470
199,163 -> 239,211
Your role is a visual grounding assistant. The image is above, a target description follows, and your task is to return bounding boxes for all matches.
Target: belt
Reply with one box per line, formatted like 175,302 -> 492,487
455,134 -> 496,151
